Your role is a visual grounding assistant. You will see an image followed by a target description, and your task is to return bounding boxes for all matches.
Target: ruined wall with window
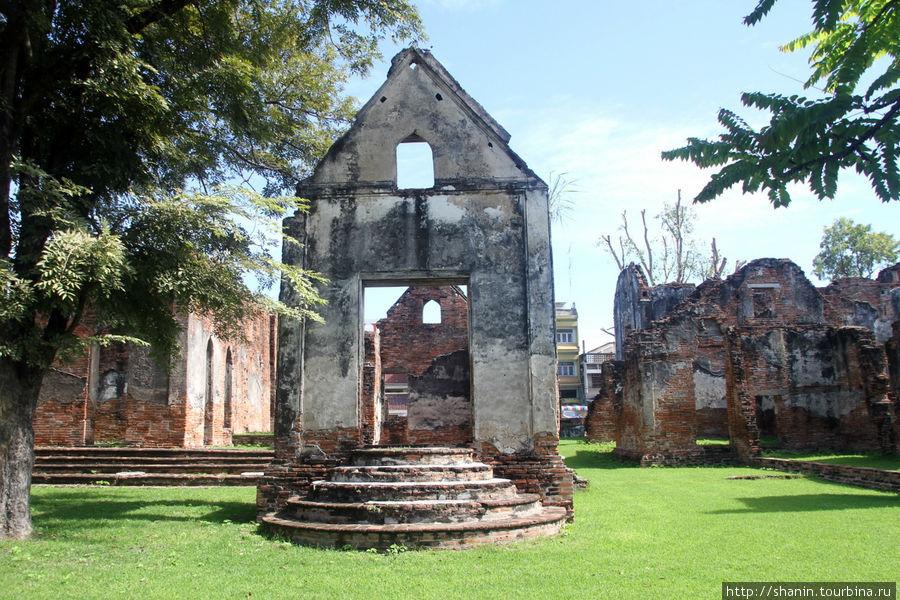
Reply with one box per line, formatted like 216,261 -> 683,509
260,48 -> 572,519
373,286 -> 470,446
598,258 -> 900,464
33,311 -> 273,447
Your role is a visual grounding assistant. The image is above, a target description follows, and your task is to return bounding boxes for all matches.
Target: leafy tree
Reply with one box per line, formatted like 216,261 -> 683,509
0,1 -> 421,539
599,191 -> 730,285
662,0 -> 900,207
812,217 -> 900,278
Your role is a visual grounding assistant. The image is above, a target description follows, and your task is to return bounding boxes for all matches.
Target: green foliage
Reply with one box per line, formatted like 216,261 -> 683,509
662,0 -> 900,206
811,217 -> 899,278
0,1 -> 422,369
0,1 -> 422,538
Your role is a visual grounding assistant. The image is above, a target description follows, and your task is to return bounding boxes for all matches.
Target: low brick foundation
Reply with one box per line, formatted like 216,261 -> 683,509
751,457 -> 900,492
614,444 -> 738,467
232,433 -> 275,447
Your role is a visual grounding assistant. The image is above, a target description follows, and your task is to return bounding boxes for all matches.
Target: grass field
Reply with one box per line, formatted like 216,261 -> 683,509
1,440 -> 897,599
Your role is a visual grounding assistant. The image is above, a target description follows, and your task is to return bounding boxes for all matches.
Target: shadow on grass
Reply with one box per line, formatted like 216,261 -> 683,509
709,493 -> 900,514
563,447 -> 639,471
30,491 -> 256,530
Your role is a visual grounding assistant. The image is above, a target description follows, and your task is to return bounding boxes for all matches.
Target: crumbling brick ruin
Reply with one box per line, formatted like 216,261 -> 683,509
258,48 -> 571,548
586,259 -> 900,464
365,286 -> 471,447
33,311 -> 275,447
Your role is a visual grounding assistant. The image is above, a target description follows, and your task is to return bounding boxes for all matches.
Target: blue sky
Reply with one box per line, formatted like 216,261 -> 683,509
352,0 -> 900,350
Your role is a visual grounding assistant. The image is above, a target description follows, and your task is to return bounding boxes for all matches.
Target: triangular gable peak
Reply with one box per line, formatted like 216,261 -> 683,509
303,48 -> 542,190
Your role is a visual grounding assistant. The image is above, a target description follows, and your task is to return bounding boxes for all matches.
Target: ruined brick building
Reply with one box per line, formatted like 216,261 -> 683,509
33,311 -> 275,447
258,48 -> 571,548
364,285 -> 471,446
586,259 -> 900,464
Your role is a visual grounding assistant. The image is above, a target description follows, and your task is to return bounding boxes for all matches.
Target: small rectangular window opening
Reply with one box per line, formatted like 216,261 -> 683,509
396,140 -> 434,189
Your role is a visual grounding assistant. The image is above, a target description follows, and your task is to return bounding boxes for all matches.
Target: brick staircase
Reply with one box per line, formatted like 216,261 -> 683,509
262,447 -> 568,550
33,446 -> 273,486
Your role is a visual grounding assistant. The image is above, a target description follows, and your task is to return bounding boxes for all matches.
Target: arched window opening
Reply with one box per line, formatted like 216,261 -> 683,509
224,348 -> 233,430
423,299 -> 442,324
396,137 -> 434,189
203,339 -> 215,445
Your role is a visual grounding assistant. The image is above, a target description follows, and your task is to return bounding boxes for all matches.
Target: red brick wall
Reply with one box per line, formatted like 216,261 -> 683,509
613,259 -> 898,464
34,314 -> 98,446
585,361 -> 622,443
33,309 -> 273,447
375,286 -> 470,445
360,329 -> 382,445
726,325 -> 895,458
377,287 -> 468,377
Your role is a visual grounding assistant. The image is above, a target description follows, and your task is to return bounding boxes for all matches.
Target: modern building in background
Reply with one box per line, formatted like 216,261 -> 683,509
581,341 -> 616,401
554,302 -> 582,403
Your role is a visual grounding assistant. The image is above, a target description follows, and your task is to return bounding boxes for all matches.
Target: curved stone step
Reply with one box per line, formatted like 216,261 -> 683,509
261,505 -> 568,550
285,493 -> 543,525
350,447 -> 474,466
330,463 -> 493,483
309,478 -> 518,502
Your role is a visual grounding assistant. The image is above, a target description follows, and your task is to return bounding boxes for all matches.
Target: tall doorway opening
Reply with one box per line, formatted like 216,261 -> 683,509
362,281 -> 472,447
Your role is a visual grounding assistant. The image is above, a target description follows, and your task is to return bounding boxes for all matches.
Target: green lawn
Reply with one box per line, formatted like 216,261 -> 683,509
1,440 -> 897,600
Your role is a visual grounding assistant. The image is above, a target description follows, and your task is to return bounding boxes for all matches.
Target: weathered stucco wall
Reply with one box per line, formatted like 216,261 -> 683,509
262,48 -> 571,517
407,349 -> 472,446
612,264 -> 695,360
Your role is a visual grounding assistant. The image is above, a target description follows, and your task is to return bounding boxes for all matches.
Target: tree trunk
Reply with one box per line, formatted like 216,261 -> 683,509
0,357 -> 43,540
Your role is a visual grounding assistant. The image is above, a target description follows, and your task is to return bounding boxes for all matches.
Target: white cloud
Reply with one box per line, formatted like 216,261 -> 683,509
495,96 -> 900,349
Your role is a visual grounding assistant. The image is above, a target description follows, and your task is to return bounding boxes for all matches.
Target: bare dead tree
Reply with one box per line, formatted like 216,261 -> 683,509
599,190 -> 735,285
600,231 -> 627,271
706,237 -> 728,279
599,209 -> 658,285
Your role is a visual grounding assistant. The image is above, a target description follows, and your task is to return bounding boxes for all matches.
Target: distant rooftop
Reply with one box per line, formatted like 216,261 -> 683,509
555,301 -> 577,316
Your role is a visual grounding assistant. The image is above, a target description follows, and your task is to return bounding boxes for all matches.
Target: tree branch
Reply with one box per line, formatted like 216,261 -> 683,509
600,234 -> 625,271
639,209 -> 655,285
125,0 -> 196,34
781,97 -> 900,180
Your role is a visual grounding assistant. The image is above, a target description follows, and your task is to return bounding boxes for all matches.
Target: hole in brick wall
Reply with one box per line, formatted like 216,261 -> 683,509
380,96 -> 387,103
423,300 -> 441,324
754,395 -> 782,447
435,93 -> 443,101
384,373 -> 409,417
224,348 -> 233,430
752,289 -> 776,318
203,339 -> 215,446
